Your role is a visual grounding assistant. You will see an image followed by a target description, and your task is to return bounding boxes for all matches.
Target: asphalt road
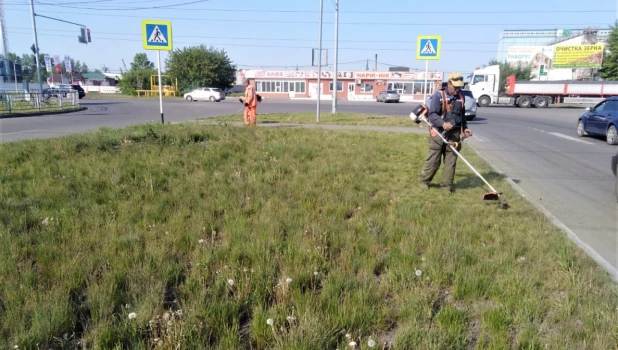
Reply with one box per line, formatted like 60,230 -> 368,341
0,98 -> 413,142
1,97 -> 616,277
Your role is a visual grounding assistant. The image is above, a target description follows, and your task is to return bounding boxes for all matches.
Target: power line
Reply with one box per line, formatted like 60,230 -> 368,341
5,26 -> 501,44
5,9 -> 612,27
8,30 -> 506,52
6,3 -> 614,14
34,0 -> 210,10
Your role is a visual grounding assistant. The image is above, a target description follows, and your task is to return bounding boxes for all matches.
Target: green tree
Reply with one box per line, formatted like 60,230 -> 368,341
131,53 -> 155,70
117,53 -> 157,95
165,45 -> 236,92
599,21 -> 618,80
484,59 -> 535,94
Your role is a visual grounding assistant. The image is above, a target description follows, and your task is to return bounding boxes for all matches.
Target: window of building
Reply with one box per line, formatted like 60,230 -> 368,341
387,81 -> 435,95
360,83 -> 373,93
256,80 -> 305,93
329,81 -> 343,91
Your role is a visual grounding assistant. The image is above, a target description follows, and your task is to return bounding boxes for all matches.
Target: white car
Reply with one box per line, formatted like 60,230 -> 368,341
184,87 -> 226,102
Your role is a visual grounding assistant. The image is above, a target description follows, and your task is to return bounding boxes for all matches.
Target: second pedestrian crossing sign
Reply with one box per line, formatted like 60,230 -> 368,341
142,20 -> 173,51
416,36 -> 441,60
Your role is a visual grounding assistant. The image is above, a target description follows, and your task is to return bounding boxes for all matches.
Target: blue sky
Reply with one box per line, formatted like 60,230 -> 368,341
4,0 -> 617,76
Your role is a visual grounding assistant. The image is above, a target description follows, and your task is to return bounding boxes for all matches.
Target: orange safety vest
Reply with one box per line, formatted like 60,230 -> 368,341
429,90 -> 466,138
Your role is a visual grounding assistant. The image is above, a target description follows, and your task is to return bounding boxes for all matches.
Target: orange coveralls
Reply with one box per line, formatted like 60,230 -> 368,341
243,84 -> 257,126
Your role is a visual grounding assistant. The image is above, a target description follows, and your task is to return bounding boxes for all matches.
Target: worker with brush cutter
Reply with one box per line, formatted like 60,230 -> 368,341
418,72 -> 473,194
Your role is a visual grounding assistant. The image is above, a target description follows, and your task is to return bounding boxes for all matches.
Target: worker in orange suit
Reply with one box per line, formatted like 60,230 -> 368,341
241,79 -> 257,126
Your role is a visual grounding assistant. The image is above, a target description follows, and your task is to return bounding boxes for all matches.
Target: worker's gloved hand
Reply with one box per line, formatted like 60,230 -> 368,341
244,103 -> 249,107
239,98 -> 244,104
464,129 -> 473,137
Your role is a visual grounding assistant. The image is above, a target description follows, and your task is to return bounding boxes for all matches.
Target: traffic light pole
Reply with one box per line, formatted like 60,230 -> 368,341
29,0 -> 43,92
29,0 -> 89,92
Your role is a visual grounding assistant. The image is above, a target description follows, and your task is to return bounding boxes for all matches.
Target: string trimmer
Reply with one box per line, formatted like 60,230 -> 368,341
410,104 -> 508,209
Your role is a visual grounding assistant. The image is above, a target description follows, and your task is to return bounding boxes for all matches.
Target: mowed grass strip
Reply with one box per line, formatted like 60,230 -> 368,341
205,112 -> 414,127
0,122 -> 617,349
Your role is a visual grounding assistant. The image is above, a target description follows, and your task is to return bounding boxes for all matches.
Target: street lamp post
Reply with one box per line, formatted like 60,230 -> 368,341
317,0 -> 324,123
332,0 -> 339,114
29,0 -> 43,92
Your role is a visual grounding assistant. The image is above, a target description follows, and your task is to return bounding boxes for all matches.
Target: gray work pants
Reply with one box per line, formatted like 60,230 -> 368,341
418,132 -> 461,190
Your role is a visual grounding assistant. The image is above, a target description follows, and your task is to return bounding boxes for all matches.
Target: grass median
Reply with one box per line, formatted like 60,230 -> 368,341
205,112 -> 414,127
1,101 -> 82,116
1,121 -> 617,349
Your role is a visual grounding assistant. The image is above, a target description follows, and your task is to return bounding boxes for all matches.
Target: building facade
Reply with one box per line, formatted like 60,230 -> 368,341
497,28 -> 611,81
237,69 -> 444,101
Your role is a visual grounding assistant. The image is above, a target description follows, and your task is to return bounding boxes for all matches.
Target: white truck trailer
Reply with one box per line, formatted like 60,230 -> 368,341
469,65 -> 618,108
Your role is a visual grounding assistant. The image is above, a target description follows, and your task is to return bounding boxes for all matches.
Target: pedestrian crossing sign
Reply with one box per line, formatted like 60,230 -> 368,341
142,20 -> 172,51
416,36 -> 441,60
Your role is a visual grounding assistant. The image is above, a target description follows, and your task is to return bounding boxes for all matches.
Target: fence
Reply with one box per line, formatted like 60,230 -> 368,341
0,90 -> 80,115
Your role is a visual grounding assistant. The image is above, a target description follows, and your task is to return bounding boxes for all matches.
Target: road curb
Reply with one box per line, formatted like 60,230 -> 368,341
468,143 -> 618,283
0,106 -> 87,119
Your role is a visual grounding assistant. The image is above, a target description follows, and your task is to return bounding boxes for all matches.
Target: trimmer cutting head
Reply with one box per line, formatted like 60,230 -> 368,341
483,192 -> 501,201
483,192 -> 509,209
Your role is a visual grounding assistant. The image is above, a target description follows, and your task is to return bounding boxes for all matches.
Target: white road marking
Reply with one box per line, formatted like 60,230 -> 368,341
548,132 -> 594,145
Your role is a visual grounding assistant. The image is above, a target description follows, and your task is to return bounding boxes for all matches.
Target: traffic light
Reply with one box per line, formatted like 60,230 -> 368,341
87,29 -> 91,43
79,27 -> 87,44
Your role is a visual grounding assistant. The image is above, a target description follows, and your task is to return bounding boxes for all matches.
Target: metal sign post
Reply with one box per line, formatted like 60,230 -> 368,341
142,19 -> 173,124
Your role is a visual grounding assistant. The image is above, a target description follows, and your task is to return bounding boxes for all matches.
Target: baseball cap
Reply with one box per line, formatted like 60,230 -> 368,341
448,72 -> 464,87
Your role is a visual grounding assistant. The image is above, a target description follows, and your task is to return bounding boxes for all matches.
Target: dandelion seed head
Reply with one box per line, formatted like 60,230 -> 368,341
314,271 -> 318,276
345,333 -> 351,339
198,239 -> 205,244
266,318 -> 274,326
128,312 -> 137,320
415,269 -> 422,277
368,338 -> 376,348
349,341 -> 357,348
227,279 -> 234,286
286,277 -> 292,284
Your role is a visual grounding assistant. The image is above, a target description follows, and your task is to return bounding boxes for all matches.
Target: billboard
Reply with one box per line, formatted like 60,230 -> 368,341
506,46 -> 554,70
553,44 -> 604,68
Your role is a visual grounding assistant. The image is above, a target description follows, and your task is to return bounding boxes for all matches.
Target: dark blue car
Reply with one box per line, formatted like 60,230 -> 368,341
577,96 -> 618,145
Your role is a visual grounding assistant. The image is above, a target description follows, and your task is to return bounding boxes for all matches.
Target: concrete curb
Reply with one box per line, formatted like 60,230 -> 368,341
468,142 -> 618,283
0,106 -> 87,119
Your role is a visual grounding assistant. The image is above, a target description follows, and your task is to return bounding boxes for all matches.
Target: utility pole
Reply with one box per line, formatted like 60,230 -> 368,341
375,54 -> 378,71
317,0 -> 323,123
366,59 -> 369,71
13,60 -> 18,91
29,0 -> 43,92
332,0 -> 339,114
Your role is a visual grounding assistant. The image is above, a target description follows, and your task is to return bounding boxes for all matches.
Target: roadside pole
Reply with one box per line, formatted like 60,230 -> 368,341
157,51 -> 164,124
332,0 -> 339,114
423,60 -> 428,104
417,36 -> 441,102
29,0 -> 43,92
142,19 -> 173,125
317,0 -> 324,123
